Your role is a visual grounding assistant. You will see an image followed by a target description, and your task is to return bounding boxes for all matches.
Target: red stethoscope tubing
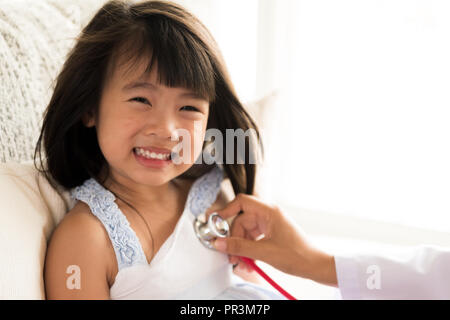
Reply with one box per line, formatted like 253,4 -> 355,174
239,256 -> 297,300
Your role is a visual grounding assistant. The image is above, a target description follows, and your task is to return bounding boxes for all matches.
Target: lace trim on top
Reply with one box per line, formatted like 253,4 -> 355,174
186,165 -> 224,217
70,179 -> 148,270
69,165 -> 224,271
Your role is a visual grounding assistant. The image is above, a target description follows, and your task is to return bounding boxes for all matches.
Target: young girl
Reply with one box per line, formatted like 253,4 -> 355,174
36,0 -> 283,299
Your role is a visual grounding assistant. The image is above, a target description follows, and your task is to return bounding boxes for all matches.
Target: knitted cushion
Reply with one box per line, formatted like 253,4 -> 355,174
0,0 -> 107,164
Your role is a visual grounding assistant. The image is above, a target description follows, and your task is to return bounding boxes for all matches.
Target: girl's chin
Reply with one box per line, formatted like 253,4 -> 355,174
130,165 -> 183,181
131,174 -> 173,186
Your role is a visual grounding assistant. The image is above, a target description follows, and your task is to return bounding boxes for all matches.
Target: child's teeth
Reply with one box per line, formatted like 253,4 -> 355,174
136,148 -> 170,160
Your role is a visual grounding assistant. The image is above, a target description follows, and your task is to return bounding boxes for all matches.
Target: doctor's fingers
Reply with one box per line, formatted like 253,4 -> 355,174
227,226 -> 253,269
215,193 -> 276,222
228,215 -> 268,269
230,213 -> 268,240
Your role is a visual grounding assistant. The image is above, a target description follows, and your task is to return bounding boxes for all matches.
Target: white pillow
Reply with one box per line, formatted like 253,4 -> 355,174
0,161 -> 75,299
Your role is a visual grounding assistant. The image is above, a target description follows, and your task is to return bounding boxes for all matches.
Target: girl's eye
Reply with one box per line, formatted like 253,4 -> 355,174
181,105 -> 199,112
130,97 -> 151,105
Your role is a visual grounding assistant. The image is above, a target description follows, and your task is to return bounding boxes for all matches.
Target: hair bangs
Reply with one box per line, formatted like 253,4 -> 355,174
109,17 -> 216,102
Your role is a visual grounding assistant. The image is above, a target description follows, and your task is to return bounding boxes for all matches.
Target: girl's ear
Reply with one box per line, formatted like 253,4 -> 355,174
81,111 -> 96,128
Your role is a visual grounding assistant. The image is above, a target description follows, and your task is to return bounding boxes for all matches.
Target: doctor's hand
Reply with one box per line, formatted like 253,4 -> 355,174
211,194 -> 338,287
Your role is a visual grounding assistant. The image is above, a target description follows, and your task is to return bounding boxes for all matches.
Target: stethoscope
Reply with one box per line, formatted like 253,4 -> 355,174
194,212 -> 230,249
194,213 -> 297,300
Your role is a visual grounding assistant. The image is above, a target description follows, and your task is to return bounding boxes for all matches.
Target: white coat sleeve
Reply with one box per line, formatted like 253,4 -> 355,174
334,244 -> 450,299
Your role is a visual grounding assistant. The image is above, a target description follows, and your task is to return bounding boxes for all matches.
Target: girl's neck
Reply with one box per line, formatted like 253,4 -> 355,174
104,176 -> 179,213
97,165 -> 179,214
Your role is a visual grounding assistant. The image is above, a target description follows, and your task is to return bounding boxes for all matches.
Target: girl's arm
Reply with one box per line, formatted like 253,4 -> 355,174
44,209 -> 112,299
233,263 -> 264,284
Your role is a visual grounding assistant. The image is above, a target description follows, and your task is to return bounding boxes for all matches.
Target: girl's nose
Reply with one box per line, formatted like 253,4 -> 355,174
143,113 -> 179,141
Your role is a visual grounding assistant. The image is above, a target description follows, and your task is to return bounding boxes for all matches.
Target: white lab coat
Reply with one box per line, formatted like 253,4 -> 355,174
334,244 -> 450,299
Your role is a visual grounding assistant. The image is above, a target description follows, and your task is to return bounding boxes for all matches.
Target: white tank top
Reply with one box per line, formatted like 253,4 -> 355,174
70,165 -> 284,300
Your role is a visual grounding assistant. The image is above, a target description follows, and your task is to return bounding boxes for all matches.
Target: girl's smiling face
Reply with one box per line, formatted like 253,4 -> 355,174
83,56 -> 210,188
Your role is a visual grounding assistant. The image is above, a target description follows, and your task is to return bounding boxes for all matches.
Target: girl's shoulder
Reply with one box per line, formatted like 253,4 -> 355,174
59,201 -> 116,272
58,201 -> 109,241
45,201 -> 116,298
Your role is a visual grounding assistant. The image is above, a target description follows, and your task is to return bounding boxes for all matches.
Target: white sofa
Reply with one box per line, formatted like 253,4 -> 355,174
0,0 -> 274,299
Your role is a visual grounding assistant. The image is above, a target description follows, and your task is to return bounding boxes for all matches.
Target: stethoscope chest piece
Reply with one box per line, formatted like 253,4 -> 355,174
194,212 -> 230,249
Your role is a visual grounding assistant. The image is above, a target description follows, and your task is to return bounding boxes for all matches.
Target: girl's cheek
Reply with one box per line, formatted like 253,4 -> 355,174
175,128 -> 205,164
